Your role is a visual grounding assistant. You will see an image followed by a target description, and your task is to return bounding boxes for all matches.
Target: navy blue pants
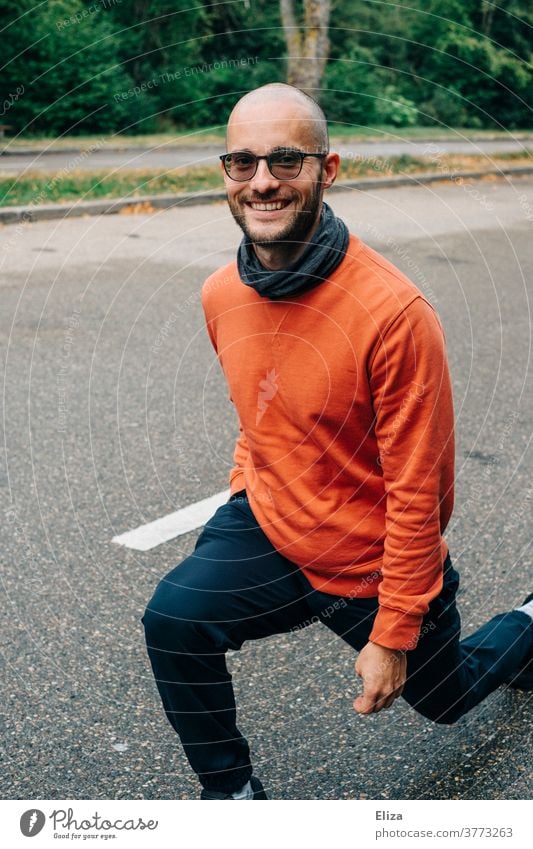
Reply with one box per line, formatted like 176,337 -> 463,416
142,492 -> 533,794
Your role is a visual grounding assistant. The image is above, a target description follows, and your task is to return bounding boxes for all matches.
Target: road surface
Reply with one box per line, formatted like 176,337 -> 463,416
1,138 -> 532,174
1,175 -> 531,800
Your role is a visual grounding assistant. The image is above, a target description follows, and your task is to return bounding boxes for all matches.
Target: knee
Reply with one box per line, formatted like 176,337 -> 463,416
142,580 -> 197,651
408,698 -> 464,726
402,681 -> 467,725
425,709 -> 462,726
142,568 -> 232,653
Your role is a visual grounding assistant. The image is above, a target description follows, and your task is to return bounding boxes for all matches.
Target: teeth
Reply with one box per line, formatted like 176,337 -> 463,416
250,201 -> 287,211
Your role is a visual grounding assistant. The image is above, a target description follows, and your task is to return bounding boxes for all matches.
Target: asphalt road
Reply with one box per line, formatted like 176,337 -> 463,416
1,138 -> 532,174
1,176 -> 532,801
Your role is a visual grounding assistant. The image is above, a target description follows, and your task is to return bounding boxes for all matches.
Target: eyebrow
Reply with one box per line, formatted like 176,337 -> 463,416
227,146 -> 305,155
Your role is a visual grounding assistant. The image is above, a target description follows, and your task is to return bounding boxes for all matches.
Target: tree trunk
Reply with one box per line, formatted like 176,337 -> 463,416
480,0 -> 495,37
280,0 -> 331,96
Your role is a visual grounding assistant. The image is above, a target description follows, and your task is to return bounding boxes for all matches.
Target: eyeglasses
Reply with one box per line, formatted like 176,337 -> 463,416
219,149 -> 327,181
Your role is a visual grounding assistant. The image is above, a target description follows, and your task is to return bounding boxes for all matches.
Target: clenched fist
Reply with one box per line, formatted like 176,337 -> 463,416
354,641 -> 407,714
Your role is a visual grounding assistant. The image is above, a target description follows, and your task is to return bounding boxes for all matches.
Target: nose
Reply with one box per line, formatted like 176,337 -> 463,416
248,157 -> 281,194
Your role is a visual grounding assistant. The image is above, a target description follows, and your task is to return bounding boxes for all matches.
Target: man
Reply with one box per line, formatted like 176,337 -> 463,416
142,84 -> 533,800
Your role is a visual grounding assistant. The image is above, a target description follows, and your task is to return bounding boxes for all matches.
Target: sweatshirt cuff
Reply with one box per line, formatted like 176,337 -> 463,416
229,469 -> 246,495
369,606 -> 424,651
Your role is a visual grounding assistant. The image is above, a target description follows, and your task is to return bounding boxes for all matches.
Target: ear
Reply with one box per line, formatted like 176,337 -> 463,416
321,151 -> 341,189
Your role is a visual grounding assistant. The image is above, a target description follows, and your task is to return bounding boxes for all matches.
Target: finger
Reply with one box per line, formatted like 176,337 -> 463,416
357,682 -> 390,713
390,680 -> 405,700
353,691 -> 378,714
369,692 -> 392,712
353,695 -> 372,714
376,694 -> 396,711
372,684 -> 404,712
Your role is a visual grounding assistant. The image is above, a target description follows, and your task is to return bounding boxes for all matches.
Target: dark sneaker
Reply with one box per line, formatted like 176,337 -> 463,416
506,593 -> 533,690
200,776 -> 268,800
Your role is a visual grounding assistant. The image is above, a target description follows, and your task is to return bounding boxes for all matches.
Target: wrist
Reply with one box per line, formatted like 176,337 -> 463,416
370,640 -> 406,656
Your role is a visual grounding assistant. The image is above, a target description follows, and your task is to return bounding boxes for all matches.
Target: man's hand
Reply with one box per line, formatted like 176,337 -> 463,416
353,641 -> 407,714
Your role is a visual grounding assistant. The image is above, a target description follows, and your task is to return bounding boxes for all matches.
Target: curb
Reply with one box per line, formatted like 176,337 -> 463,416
0,189 -> 227,224
1,166 -> 532,226
337,165 -> 533,191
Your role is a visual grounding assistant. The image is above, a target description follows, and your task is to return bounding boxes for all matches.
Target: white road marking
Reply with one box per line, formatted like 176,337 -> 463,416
112,489 -> 230,551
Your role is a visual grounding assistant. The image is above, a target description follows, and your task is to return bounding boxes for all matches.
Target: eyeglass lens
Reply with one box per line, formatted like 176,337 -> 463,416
224,151 -> 303,181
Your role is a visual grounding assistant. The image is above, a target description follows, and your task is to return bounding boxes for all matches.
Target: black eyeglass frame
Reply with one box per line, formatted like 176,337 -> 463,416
219,149 -> 328,181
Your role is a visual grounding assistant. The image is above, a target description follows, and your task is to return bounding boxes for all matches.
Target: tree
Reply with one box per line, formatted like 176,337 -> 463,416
0,0 -> 130,135
280,0 -> 331,96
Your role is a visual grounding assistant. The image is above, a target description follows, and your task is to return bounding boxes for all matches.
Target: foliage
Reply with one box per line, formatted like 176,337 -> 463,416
0,0 -> 131,134
0,0 -> 531,136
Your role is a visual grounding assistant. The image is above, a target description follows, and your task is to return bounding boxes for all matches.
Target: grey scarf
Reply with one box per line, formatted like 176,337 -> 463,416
237,202 -> 350,300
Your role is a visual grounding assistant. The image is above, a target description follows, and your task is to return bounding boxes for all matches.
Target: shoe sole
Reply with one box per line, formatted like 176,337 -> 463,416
200,775 -> 268,800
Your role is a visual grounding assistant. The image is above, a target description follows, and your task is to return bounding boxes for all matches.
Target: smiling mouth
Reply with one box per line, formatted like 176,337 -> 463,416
246,199 -> 292,211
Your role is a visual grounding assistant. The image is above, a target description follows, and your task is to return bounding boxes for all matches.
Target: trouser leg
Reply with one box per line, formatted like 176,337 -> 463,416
142,494 -> 313,793
311,555 -> 533,724
402,558 -> 533,723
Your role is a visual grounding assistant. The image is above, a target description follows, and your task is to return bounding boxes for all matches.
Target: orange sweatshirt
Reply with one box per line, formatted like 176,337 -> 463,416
202,234 -> 455,651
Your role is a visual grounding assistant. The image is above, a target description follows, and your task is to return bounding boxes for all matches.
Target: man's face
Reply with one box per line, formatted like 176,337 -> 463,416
223,101 -> 327,246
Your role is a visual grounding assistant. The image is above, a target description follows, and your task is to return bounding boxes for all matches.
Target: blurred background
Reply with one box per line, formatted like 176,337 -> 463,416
1,0 -> 531,138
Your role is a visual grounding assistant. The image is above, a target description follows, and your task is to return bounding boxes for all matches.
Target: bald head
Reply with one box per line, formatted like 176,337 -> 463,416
227,83 -> 329,153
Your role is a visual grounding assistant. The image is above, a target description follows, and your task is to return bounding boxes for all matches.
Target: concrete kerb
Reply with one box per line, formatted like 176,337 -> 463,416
338,165 -> 533,191
0,189 -> 227,225
2,166 -> 533,225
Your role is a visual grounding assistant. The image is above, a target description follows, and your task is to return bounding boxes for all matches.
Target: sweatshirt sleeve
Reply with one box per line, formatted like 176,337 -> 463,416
202,286 -> 250,496
368,296 -> 455,650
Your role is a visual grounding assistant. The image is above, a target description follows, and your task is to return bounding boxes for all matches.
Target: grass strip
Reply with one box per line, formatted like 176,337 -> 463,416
1,152 -> 531,208
3,126 -> 533,151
